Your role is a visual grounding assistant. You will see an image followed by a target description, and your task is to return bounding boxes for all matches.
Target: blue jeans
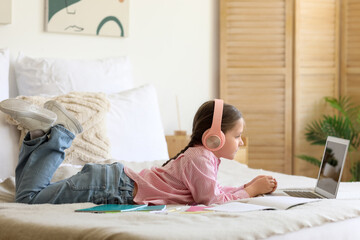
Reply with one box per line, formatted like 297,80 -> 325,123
15,125 -> 135,204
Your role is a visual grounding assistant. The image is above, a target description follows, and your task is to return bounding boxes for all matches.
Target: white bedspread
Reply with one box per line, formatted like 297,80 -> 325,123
1,160 -> 360,240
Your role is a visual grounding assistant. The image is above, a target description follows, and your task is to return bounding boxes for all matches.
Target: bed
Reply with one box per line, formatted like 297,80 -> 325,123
1,49 -> 360,240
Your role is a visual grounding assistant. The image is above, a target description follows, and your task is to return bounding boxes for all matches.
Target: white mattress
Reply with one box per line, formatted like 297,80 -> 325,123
1,160 -> 360,240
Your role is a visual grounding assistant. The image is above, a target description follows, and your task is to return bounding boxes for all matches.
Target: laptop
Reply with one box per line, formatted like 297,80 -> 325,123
281,136 -> 350,199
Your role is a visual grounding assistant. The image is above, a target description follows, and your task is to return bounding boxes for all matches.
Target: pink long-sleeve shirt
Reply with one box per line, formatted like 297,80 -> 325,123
124,146 -> 250,205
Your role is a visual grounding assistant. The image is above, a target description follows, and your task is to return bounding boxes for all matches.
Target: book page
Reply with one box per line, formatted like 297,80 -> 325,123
241,196 -> 319,210
208,202 -> 274,212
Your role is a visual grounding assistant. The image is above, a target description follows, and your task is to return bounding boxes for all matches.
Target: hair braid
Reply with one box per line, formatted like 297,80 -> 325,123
161,138 -> 196,167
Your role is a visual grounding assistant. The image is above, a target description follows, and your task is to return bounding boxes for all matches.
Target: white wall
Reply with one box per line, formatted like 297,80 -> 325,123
0,0 -> 219,135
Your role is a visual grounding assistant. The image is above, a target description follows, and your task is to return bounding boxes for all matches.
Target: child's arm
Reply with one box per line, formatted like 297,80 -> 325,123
183,156 -> 250,205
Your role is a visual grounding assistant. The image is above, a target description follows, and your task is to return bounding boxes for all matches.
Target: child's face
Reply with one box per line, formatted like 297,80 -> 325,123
213,118 -> 244,160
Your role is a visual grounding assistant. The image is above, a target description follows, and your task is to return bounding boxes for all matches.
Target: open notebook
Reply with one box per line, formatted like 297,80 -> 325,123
75,204 -> 166,213
208,196 -> 319,212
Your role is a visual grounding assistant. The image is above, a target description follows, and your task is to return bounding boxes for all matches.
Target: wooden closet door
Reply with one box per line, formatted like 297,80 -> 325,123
293,0 -> 340,177
341,0 -> 360,181
341,0 -> 360,107
220,0 -> 293,173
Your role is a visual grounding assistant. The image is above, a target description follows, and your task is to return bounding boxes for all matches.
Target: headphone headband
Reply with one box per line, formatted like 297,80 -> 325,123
211,99 -> 223,132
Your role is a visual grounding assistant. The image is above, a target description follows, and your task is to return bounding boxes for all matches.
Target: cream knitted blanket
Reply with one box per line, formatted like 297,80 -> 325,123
6,92 -> 111,165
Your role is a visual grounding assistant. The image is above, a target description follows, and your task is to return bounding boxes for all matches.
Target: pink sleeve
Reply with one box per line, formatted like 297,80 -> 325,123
182,156 -> 250,205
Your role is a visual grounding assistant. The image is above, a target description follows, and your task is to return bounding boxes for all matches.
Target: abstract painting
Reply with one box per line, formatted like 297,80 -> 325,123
45,0 -> 129,37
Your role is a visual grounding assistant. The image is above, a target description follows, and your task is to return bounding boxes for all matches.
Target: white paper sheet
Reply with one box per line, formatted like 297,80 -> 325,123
208,202 -> 273,212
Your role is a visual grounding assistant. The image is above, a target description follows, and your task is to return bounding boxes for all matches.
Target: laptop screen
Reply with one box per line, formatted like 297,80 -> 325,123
316,137 -> 349,196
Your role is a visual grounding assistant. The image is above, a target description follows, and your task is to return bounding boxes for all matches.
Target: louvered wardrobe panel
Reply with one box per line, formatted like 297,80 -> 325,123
342,0 -> 360,98
293,0 -> 340,177
220,0 -> 293,173
341,0 -> 360,181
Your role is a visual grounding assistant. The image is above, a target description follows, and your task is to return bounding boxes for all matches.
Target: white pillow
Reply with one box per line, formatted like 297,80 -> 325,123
15,53 -> 133,96
0,112 -> 20,179
107,84 -> 169,162
0,48 -> 9,100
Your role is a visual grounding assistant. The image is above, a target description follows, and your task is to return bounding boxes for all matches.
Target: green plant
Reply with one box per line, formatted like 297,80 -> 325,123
327,157 -> 338,167
324,149 -> 338,167
350,161 -> 360,181
297,96 -> 360,181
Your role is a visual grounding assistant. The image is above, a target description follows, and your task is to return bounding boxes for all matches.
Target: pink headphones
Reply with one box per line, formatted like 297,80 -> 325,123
202,99 -> 225,151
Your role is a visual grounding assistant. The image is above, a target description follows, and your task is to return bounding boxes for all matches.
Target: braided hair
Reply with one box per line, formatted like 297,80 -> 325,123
162,100 -> 243,167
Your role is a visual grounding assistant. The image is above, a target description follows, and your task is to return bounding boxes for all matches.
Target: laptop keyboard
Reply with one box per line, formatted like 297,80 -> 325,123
284,191 -> 323,199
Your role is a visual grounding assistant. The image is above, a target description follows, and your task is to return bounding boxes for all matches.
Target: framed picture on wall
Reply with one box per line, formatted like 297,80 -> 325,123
0,0 -> 12,24
45,0 -> 129,37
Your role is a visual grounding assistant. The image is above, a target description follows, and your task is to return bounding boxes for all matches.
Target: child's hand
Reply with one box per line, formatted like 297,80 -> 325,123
244,175 -> 265,188
269,177 -> 277,193
244,175 -> 277,197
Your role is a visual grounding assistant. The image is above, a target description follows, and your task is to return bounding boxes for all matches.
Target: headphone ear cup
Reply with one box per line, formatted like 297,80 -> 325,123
218,131 -> 225,149
202,129 -> 211,148
202,129 -> 225,151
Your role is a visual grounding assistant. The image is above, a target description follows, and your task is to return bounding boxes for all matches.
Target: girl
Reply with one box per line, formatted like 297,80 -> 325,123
0,98 -> 277,205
